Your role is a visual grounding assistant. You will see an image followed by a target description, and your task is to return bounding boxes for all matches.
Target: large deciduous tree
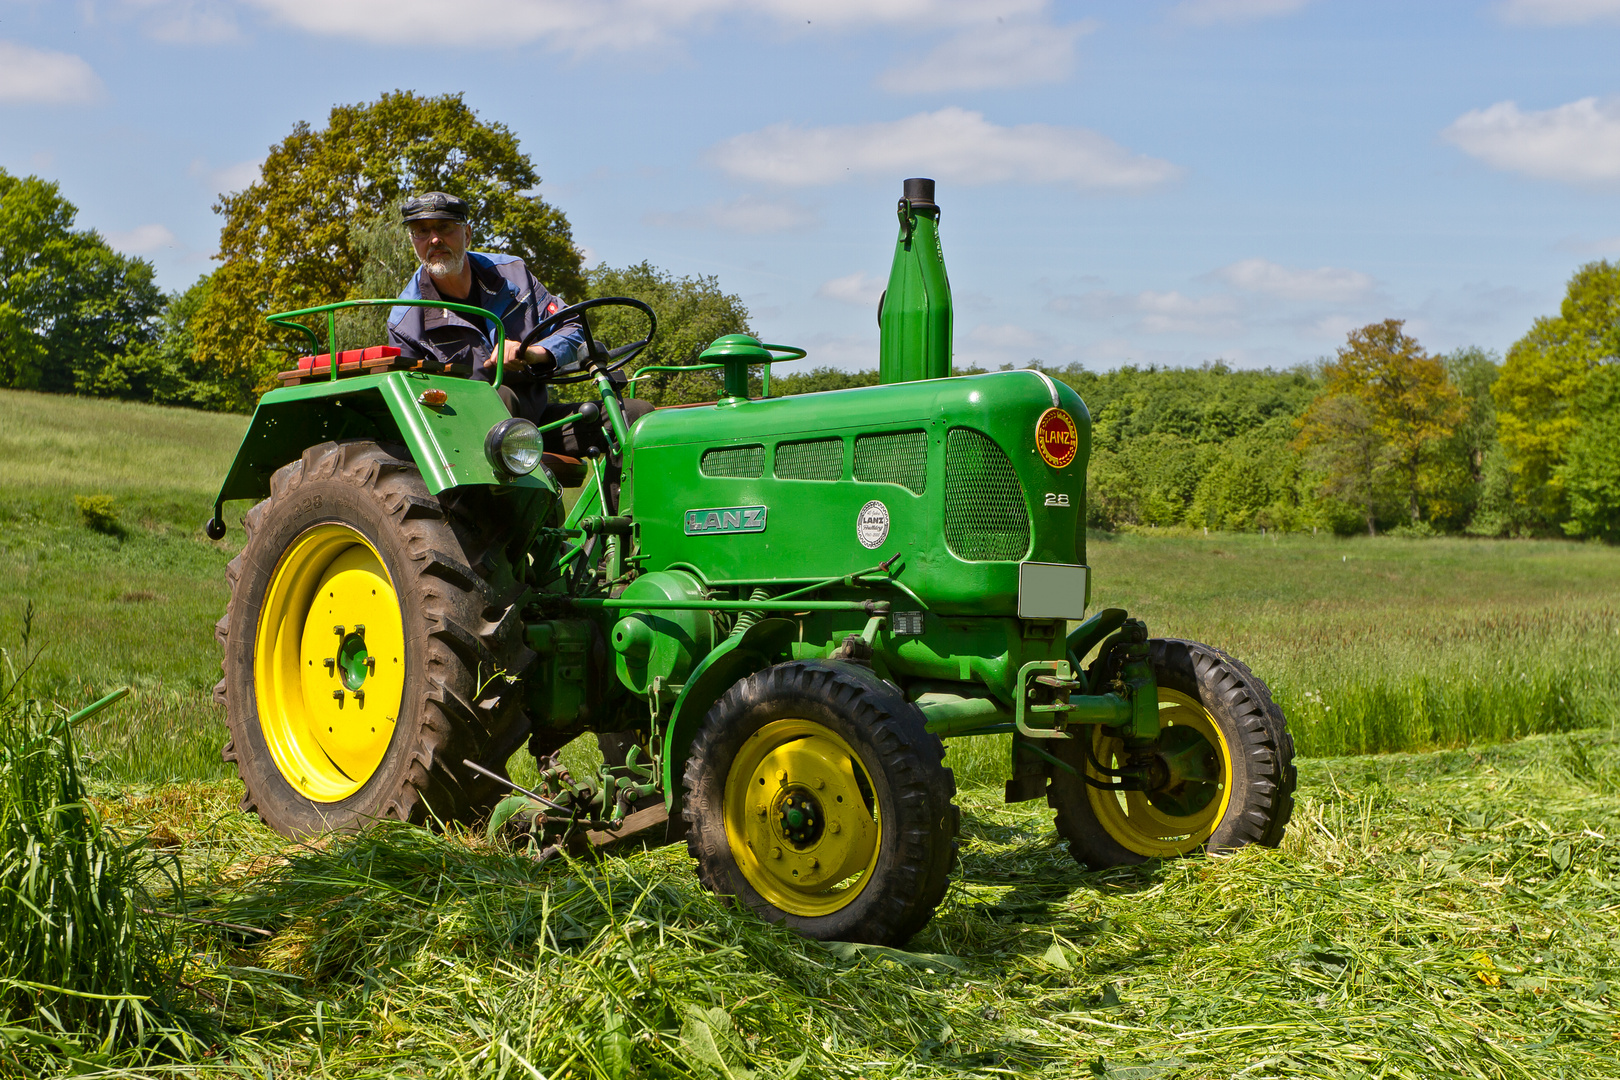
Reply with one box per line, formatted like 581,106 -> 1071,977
0,169 -> 163,395
193,91 -> 584,397
1494,260 -> 1620,534
1292,320 -> 1466,533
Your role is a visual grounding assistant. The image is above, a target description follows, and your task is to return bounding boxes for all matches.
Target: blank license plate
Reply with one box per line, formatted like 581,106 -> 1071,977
1017,562 -> 1089,621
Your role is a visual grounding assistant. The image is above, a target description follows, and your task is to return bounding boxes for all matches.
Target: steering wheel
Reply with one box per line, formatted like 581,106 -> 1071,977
518,296 -> 657,384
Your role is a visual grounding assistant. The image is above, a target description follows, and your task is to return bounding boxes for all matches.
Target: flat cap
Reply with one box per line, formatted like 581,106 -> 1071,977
401,191 -> 469,223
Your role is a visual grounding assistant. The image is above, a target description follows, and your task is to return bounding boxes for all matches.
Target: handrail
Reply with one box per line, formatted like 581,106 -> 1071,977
625,343 -> 808,400
625,362 -> 723,400
264,297 -> 510,389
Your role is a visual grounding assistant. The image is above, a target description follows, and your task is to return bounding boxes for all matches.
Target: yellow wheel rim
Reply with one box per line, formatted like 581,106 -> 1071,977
1086,689 -> 1233,858
722,719 -> 882,917
253,523 -> 406,802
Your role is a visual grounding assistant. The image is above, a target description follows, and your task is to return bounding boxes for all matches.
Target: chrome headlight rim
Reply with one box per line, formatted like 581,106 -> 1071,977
484,417 -> 542,477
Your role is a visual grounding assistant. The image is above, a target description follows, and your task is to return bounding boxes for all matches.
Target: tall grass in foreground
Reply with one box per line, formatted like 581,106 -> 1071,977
0,648 -> 184,1067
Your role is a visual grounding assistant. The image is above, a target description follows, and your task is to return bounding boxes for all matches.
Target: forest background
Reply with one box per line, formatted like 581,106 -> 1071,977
2,91 -> 1616,544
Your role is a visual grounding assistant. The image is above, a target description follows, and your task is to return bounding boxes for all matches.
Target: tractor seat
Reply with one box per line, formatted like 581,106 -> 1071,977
542,453 -> 588,486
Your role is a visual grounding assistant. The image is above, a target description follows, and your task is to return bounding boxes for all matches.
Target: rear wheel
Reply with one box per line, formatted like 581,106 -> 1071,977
1048,638 -> 1295,869
215,440 -> 539,836
683,661 -> 957,945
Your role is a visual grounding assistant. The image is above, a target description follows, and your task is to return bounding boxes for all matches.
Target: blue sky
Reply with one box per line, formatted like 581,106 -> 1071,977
1,0 -> 1617,373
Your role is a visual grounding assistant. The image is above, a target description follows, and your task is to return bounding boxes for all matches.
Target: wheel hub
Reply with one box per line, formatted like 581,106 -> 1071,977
337,631 -> 371,692
777,787 -> 825,847
1143,724 -> 1221,817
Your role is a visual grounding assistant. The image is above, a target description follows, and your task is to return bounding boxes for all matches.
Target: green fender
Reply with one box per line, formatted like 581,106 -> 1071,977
210,370 -> 552,520
661,617 -> 798,810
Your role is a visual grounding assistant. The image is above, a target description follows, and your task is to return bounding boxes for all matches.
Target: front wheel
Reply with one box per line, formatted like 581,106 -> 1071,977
682,661 -> 958,945
1047,638 -> 1295,869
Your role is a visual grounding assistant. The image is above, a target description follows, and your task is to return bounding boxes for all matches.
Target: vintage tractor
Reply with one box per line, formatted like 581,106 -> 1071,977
208,179 -> 1295,945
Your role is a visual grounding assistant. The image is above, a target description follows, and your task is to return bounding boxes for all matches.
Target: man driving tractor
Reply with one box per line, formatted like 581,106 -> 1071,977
388,190 -> 648,457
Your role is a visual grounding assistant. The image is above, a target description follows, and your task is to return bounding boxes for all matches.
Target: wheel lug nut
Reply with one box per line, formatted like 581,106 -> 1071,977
809,858 -> 819,869
815,778 -> 825,790
771,846 -> 782,859
829,822 -> 841,834
776,769 -> 787,782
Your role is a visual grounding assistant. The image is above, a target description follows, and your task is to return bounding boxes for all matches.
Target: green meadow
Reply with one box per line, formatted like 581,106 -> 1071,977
2,389 -> 1618,1076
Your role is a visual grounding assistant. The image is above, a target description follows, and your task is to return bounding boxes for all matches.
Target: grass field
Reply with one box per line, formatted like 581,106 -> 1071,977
4,389 -> 1619,1075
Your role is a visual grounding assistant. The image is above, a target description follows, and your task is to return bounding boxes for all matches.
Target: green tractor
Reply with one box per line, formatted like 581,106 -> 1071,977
209,178 -> 1295,945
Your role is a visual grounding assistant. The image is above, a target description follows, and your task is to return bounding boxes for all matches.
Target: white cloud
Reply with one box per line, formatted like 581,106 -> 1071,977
954,322 -> 1053,368
107,224 -> 180,255
1444,97 -> 1620,185
645,195 -> 819,234
817,271 -> 885,306
1214,258 -> 1374,302
1496,0 -> 1620,23
239,0 -> 1048,49
1561,233 -> 1620,255
1050,289 -> 1242,336
877,17 -> 1093,93
1172,0 -> 1311,25
108,0 -> 240,42
190,156 -> 265,195
0,40 -> 103,104
710,108 -> 1179,191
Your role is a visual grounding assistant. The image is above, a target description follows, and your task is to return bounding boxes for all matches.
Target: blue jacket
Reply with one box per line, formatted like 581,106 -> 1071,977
388,251 -> 584,383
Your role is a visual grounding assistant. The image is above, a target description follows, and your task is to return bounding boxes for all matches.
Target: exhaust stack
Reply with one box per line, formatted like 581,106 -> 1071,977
878,178 -> 953,384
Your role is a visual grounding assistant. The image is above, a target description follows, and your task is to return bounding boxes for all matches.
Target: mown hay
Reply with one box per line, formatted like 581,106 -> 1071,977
110,729 -> 1618,1079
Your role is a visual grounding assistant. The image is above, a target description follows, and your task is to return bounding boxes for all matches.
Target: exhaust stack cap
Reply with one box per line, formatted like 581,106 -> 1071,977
902,177 -> 937,209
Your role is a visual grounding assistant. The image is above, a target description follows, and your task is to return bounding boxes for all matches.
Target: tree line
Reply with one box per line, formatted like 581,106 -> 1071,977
0,92 -> 1614,541
1056,262 -> 1618,543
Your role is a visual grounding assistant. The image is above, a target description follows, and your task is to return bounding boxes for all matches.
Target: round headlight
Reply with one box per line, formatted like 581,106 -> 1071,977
485,418 -> 542,476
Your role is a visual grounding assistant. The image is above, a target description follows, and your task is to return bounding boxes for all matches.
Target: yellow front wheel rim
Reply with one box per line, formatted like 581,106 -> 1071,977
723,719 -> 881,917
1086,689 -> 1233,858
253,523 -> 406,802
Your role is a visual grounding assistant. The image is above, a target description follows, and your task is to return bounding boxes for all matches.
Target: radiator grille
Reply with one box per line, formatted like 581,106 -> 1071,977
775,438 -> 843,481
944,428 -> 1029,561
700,444 -> 765,478
853,430 -> 927,494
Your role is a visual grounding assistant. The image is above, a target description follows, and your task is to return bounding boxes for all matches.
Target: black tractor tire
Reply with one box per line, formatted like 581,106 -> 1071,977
682,660 -> 958,945
214,440 -> 536,837
1048,638 -> 1295,870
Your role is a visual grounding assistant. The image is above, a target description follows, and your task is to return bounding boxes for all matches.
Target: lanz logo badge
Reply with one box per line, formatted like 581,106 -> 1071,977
684,505 -> 768,535
1035,408 -> 1078,469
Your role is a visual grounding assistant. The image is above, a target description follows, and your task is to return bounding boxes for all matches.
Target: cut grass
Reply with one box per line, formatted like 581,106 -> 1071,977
81,728 -> 1620,1078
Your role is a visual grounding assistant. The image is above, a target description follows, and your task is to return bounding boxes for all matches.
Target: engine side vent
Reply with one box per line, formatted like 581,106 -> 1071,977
700,444 -> 765,478
944,428 -> 1030,561
775,438 -> 843,481
853,430 -> 927,494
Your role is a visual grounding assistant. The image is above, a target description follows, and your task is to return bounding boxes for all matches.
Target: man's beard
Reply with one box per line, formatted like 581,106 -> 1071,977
421,249 -> 466,278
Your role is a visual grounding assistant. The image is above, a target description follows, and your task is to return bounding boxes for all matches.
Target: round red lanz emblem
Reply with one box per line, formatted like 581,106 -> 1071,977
1035,408 -> 1078,469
